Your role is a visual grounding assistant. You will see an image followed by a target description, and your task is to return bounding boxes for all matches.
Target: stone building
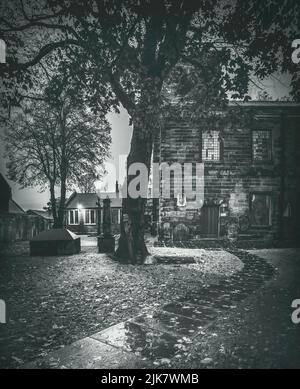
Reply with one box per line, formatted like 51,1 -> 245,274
0,172 -> 26,215
152,101 -> 300,245
26,209 -> 54,226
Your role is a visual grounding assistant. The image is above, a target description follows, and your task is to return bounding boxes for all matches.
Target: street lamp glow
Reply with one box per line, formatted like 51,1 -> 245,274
77,204 -> 83,210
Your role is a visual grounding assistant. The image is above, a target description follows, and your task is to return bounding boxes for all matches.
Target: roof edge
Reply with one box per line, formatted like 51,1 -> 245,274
228,100 -> 300,107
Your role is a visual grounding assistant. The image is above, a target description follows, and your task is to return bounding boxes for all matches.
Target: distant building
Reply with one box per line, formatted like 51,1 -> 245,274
65,187 -> 122,235
9,199 -> 25,214
26,209 -> 54,225
0,173 -> 11,213
0,172 -> 25,214
0,173 -> 51,242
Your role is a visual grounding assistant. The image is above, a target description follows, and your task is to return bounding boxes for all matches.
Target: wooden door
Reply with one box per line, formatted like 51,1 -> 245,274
200,206 -> 220,237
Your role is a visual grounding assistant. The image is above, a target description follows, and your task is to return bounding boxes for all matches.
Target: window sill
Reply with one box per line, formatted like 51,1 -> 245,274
202,160 -> 224,164
251,161 -> 273,165
250,225 -> 272,229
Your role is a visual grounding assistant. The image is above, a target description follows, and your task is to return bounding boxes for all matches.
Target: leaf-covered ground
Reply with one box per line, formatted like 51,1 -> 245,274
0,241 -> 242,368
170,249 -> 300,369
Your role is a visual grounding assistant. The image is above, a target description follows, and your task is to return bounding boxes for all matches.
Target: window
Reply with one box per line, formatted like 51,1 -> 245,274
283,202 -> 292,218
85,209 -> 96,225
111,209 -> 120,224
69,210 -> 79,225
202,130 -> 221,161
250,193 -> 272,227
252,130 -> 272,162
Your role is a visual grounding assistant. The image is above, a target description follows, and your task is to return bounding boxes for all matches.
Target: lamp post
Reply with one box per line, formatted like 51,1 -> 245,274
98,196 -> 115,253
96,198 -> 101,236
77,204 -> 84,233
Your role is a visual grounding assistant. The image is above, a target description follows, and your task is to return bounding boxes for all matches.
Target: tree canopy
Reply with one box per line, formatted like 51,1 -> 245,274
0,0 -> 299,261
1,0 -> 299,116
4,97 -> 111,226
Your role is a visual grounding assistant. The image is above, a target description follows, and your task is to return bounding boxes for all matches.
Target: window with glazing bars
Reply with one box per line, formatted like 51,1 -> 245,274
252,130 -> 272,162
202,130 -> 221,161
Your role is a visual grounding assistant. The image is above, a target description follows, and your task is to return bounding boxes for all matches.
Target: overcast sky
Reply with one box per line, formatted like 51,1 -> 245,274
0,73 -> 292,211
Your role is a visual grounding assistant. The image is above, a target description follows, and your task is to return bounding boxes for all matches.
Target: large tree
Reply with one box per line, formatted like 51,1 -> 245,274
4,97 -> 111,228
0,0 -> 299,262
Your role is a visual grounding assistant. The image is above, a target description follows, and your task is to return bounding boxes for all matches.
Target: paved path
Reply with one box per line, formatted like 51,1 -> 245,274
172,248 -> 300,368
26,249 -> 279,369
78,235 -> 97,247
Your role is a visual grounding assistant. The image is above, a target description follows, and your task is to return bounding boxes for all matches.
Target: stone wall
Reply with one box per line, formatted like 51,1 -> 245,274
153,103 -> 300,242
0,213 -> 52,243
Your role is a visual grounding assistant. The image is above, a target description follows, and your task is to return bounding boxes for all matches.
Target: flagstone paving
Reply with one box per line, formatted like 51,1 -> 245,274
131,310 -> 203,337
25,248 -> 278,369
26,337 -> 152,369
91,322 -> 180,361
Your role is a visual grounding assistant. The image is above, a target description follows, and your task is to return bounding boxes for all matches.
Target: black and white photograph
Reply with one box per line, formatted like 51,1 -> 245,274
0,0 -> 300,374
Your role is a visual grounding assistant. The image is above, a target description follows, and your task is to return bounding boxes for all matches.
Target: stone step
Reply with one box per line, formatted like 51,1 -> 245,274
154,255 -> 196,264
238,233 -> 262,240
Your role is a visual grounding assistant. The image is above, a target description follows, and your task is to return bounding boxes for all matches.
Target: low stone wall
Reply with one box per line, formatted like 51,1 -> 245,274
0,213 -> 52,243
67,222 -> 120,236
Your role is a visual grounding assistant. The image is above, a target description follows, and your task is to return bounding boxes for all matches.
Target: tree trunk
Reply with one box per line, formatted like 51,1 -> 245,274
56,104 -> 67,229
115,122 -> 153,264
50,184 -> 59,228
49,179 -> 66,229
57,178 -> 67,228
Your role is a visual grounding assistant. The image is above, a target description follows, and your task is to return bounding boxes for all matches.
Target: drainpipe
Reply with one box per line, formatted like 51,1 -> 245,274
96,198 -> 101,236
279,112 -> 286,241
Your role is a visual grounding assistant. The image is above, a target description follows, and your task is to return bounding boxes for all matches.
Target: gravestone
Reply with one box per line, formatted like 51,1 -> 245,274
173,223 -> 189,242
227,217 -> 239,241
162,222 -> 172,242
98,197 -> 115,253
30,228 -> 81,256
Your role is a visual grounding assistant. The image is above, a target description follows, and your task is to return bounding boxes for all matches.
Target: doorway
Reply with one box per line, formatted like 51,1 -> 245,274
199,205 -> 220,238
